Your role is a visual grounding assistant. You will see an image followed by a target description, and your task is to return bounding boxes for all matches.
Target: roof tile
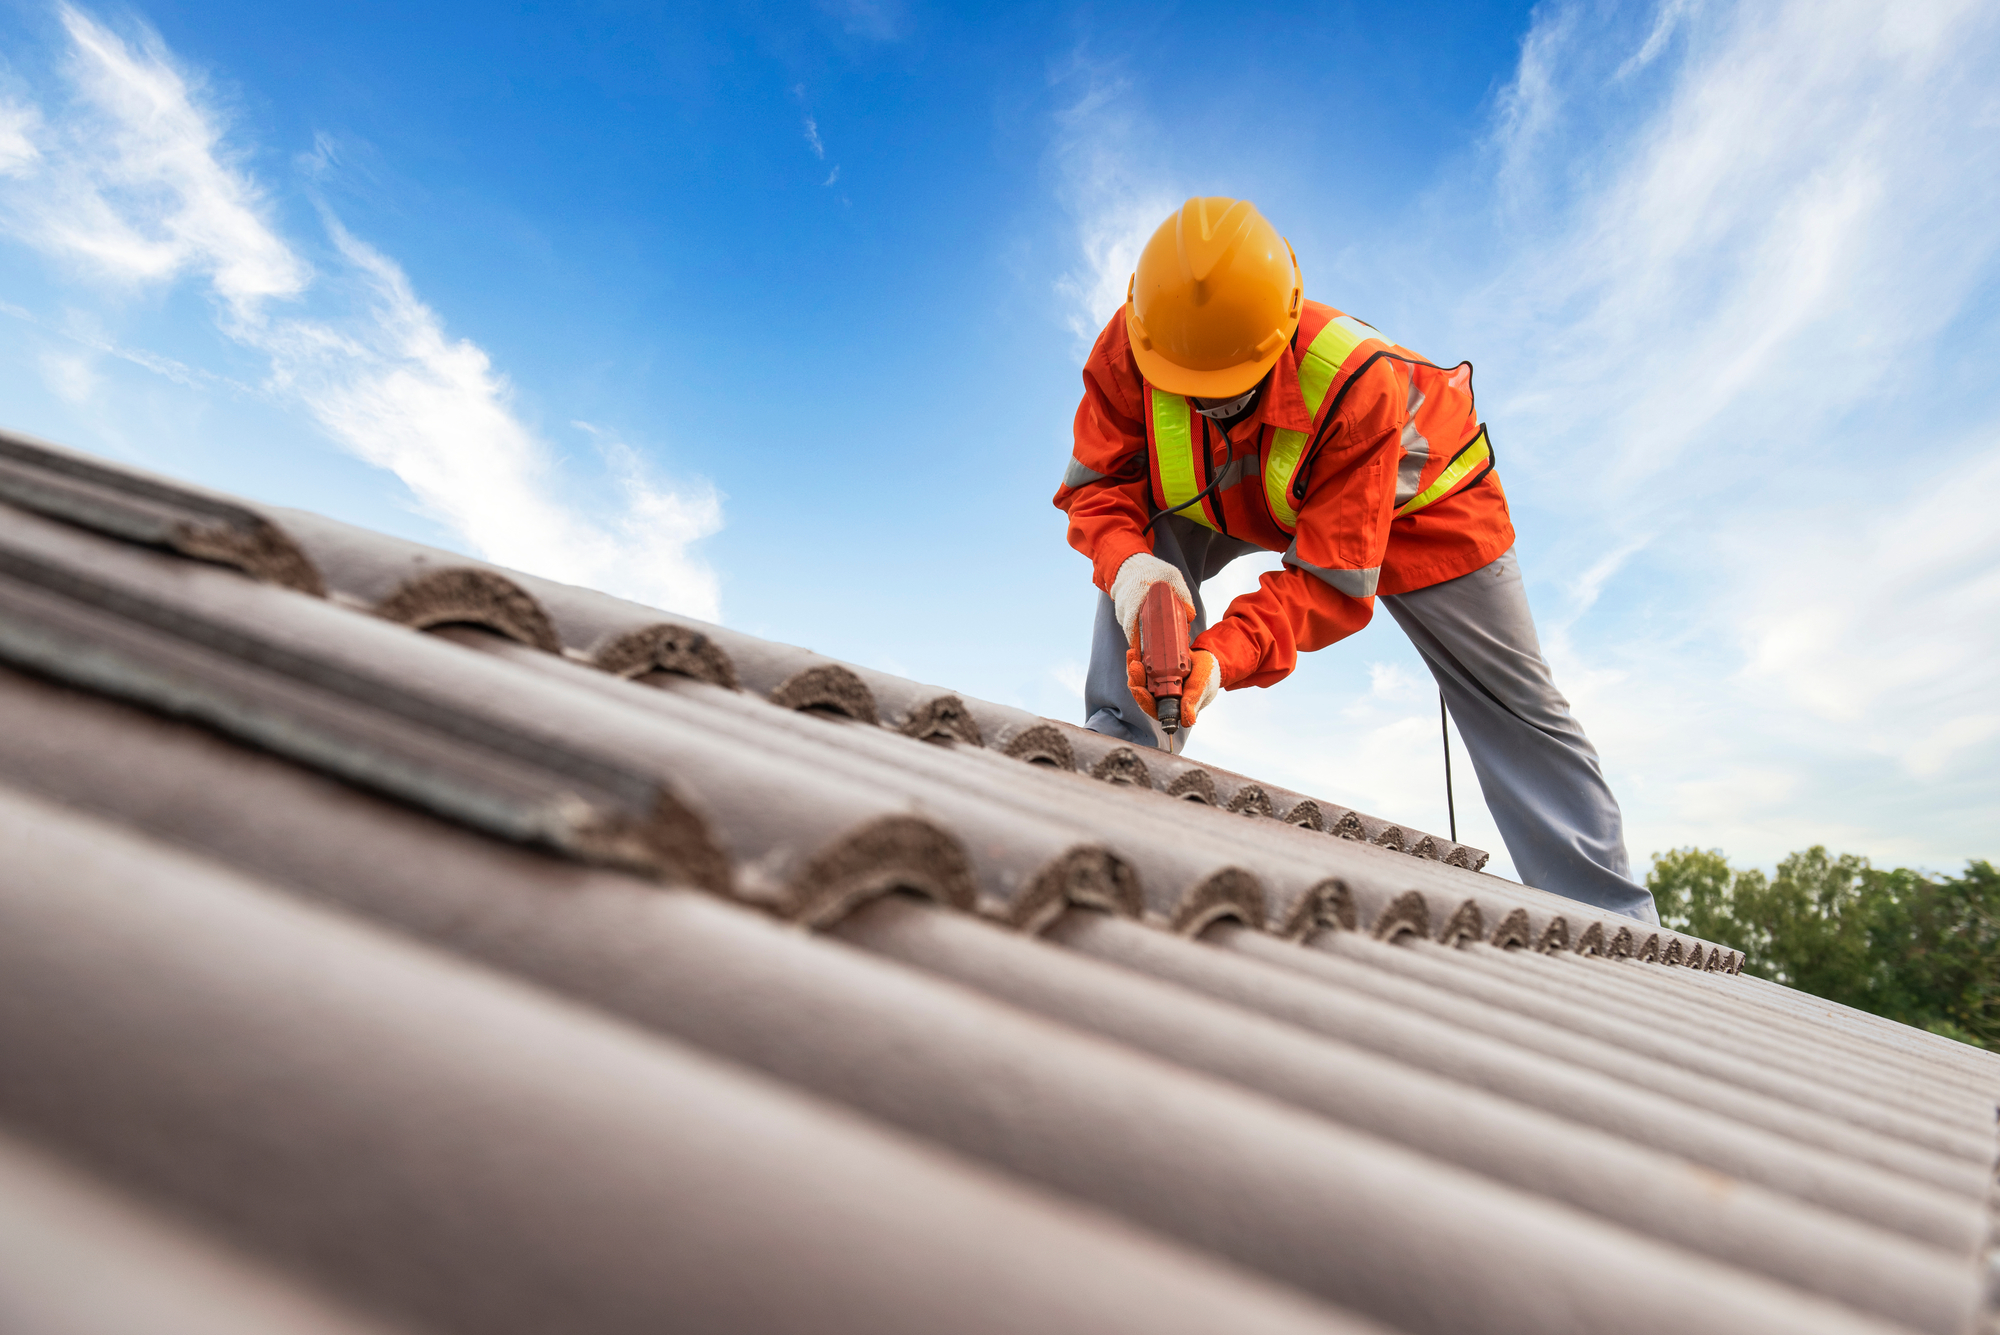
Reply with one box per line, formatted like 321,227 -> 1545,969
0,433 -> 1991,1335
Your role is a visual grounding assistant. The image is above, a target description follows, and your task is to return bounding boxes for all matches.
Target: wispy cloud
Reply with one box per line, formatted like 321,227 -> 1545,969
37,347 -> 95,403
1725,436 -> 2000,773
1489,3 -> 1577,213
0,7 -> 307,312
1614,0 -> 1694,79
0,101 -> 42,172
0,4 -> 723,620
1046,49 -> 1177,351
1481,1 -> 2000,488
1460,0 -> 2000,867
1,295 -> 251,392
791,85 -> 840,192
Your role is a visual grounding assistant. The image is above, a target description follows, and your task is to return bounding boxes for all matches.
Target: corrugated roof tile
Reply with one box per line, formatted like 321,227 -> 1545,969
831,894 -> 1981,1333
0,782 -> 1376,1335
0,432 -> 1992,1334
1056,911 -> 1986,1246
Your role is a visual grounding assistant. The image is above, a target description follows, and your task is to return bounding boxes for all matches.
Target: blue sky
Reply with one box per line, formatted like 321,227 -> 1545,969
0,0 -> 1995,882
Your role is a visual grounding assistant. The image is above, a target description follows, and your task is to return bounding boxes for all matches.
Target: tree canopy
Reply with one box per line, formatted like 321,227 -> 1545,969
1646,848 -> 1999,1050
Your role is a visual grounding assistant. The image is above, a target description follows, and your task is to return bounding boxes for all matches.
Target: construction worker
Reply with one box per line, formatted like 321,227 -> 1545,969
1054,197 -> 1656,923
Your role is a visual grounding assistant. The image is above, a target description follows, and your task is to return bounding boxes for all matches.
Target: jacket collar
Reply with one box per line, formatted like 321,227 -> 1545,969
1254,340 -> 1313,432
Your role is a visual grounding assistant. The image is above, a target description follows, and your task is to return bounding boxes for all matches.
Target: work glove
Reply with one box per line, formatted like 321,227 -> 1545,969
1111,552 -> 1213,729
1127,647 -> 1221,729
1110,552 -> 1194,646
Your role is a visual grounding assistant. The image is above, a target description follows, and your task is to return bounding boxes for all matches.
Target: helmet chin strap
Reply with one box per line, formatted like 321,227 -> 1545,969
1190,384 -> 1260,419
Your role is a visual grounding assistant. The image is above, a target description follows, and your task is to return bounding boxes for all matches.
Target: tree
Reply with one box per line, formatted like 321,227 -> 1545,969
1646,849 -> 2000,1049
1881,860 -> 1999,1049
1646,847 -> 1742,948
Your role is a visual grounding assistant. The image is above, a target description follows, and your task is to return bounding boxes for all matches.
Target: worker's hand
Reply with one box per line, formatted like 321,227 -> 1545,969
1126,649 -> 1221,729
1110,552 -> 1194,646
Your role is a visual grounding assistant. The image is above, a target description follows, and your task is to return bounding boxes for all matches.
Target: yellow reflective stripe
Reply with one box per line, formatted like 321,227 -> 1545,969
1150,389 -> 1218,532
1264,315 -> 1393,530
1394,426 -> 1490,518
1295,335 -> 1340,411
1315,315 -> 1388,383
1265,429 -> 1306,530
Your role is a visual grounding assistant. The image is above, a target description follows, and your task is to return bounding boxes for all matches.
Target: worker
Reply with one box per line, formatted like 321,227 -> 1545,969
1054,196 -> 1656,923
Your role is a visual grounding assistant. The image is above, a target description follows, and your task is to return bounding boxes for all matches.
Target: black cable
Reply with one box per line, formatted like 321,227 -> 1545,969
1440,692 -> 1457,843
1144,414 -> 1252,533
1143,477 -> 1225,532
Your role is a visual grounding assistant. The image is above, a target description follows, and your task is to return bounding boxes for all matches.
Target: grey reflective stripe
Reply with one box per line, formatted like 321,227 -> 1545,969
1062,457 -> 1106,488
1215,455 -> 1259,489
1396,378 -> 1430,508
1284,541 -> 1380,599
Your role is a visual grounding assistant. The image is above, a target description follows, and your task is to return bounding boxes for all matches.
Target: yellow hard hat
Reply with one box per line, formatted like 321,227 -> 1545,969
1125,197 -> 1301,398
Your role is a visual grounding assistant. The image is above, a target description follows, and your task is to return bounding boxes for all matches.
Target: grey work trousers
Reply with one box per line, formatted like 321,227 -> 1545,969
1084,518 -> 1657,922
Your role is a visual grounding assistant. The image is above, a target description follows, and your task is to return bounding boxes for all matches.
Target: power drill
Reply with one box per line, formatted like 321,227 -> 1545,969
1137,582 -> 1193,735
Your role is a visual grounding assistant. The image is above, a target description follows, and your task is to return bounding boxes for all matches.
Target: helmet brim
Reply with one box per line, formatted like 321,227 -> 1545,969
1125,305 -> 1296,399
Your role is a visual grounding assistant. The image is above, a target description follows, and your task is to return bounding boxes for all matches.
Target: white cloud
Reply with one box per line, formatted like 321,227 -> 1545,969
1614,0 -> 1694,80
8,300 -> 249,392
1049,659 -> 1087,701
1490,3 -> 1576,212
1366,661 -> 1426,703
575,421 -> 724,619
1046,52 -> 1178,351
0,101 -> 42,173
1566,537 -> 1647,619
1198,548 -> 1283,613
1456,0 -> 2000,869
0,4 -> 724,621
2,6 -> 309,312
1727,436 -> 2000,755
1056,190 -> 1164,348
37,347 -> 95,403
802,114 -> 824,159
1479,0 -> 2000,495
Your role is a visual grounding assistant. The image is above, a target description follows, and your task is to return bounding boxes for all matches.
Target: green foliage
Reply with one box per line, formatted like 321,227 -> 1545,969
1647,849 -> 2000,1050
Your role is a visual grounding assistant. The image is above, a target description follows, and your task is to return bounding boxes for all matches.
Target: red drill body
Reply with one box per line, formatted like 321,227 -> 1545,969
1137,582 -> 1193,733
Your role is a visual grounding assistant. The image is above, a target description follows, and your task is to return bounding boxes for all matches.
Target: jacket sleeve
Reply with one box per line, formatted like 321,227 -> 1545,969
1052,312 -> 1156,592
1194,359 -> 1406,689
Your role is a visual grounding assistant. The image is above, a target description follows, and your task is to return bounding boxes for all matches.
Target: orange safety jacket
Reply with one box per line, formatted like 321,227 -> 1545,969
1053,300 -> 1515,690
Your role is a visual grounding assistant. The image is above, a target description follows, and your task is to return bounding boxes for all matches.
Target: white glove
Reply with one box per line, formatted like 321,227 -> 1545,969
1110,552 -> 1194,645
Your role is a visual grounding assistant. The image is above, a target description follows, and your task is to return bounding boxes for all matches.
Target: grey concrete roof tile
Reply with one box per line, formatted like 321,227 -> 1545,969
1438,939 -> 1994,1111
1052,911 -> 1988,1244
0,436 -> 1990,1334
0,427 -> 323,593
830,895 -> 1982,1335
1666,966 -> 2000,1092
0,782 -> 1382,1335
1221,924 -> 1993,1184
0,774 -> 1921,1335
0,1130 -> 404,1335
267,502 -> 1501,869
0,506 -> 1036,920
0,653 -> 1960,1334
428,620 -> 1575,940
0,503 -> 734,887
1325,932 -> 1996,1142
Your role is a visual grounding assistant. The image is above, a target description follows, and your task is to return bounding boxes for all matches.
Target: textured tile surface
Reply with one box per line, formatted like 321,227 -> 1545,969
0,431 -> 1993,1335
